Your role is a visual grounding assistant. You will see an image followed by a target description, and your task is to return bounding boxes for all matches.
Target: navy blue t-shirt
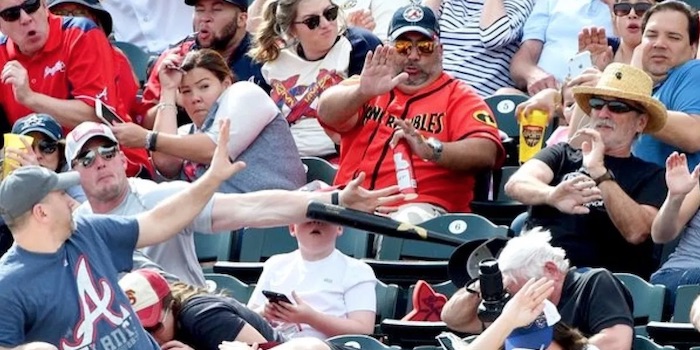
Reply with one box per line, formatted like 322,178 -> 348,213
0,215 -> 159,349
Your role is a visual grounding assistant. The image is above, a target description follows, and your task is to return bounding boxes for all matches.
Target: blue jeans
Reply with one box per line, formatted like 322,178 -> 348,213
650,267 -> 700,317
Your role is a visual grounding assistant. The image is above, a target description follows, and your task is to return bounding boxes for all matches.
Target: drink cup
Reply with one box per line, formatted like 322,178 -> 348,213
519,110 -> 549,164
3,133 -> 34,179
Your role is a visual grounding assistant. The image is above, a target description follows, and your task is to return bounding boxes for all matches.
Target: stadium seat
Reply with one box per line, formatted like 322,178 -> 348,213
681,0 -> 700,10
405,280 -> 458,314
365,260 -> 450,288
377,213 -> 509,261
301,156 -> 337,184
673,284 -> 700,323
376,280 -> 401,323
484,94 -> 528,167
113,41 -> 151,85
615,273 -> 666,335
634,335 -> 677,350
379,319 -> 449,349
213,261 -> 264,285
194,231 -> 233,263
203,273 -> 254,303
327,334 -> 400,349
646,321 -> 700,349
471,166 -> 527,226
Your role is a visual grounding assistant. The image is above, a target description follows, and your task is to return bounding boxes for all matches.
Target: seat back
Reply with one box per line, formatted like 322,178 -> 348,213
615,273 -> 666,335
327,334 -> 400,349
485,94 -> 529,138
681,0 -> 700,9
377,214 -> 509,260
633,335 -> 677,350
203,273 -> 255,303
376,280 -> 401,323
673,284 -> 700,323
301,156 -> 338,184
194,231 -> 233,262
113,41 -> 151,85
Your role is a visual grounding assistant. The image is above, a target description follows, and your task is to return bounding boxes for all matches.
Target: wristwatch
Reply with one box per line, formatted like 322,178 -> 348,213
593,168 -> 615,185
425,137 -> 443,162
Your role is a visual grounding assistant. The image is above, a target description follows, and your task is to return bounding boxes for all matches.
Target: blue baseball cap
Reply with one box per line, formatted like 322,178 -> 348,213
184,0 -> 248,12
505,300 -> 561,350
12,113 -> 63,141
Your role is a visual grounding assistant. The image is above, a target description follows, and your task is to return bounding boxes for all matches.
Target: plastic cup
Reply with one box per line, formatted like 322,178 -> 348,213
519,110 -> 549,164
3,133 -> 34,179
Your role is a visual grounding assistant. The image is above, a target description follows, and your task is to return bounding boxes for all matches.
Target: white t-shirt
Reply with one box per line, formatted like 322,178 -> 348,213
248,249 -> 377,339
74,178 -> 215,286
262,38 -> 351,157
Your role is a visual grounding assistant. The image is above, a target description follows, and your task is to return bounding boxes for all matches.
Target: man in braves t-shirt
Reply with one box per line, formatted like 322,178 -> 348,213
318,4 -> 505,223
0,0 -> 152,178
0,127 -> 242,349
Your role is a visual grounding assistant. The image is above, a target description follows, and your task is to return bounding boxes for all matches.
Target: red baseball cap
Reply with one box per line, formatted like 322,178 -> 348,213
118,269 -> 171,328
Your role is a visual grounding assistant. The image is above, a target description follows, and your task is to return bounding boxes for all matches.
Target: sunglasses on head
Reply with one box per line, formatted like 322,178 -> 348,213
0,0 -> 41,22
589,97 -> 642,114
34,139 -> 58,155
73,144 -> 118,168
613,2 -> 652,17
393,39 -> 436,56
293,5 -> 339,30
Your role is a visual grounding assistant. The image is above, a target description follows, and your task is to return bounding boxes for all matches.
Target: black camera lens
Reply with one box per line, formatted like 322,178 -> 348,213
479,259 -> 505,301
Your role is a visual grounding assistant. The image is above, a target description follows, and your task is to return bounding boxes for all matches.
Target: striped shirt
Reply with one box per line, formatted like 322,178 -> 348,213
439,0 -> 535,97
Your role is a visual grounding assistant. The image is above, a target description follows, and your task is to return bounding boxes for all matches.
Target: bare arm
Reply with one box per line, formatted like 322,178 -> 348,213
21,95 -> 98,128
136,121 -> 244,248
504,159 -> 555,205
153,133 -> 216,165
596,179 -> 657,244
652,153 -> 700,243
423,0 -> 442,17
151,88 -> 187,177
652,111 -> 700,153
317,80 -> 373,133
587,324 -> 633,350
436,137 -> 499,172
509,40 -> 545,90
441,288 -> 484,334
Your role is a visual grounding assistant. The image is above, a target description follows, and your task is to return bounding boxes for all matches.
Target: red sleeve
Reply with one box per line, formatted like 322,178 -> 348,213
66,27 -> 120,112
447,83 -> 506,167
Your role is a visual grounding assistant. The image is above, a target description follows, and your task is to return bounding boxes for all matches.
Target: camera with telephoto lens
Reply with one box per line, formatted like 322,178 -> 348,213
476,259 -> 510,323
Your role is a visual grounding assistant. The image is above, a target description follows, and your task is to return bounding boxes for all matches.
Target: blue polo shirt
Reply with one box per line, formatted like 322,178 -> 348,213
633,60 -> 700,168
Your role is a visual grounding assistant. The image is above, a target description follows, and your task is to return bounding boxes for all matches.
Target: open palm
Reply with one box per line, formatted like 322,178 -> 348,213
359,45 -> 408,97
666,152 -> 700,196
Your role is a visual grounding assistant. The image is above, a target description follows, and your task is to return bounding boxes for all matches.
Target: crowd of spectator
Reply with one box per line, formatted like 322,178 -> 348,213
1,0 -> 700,349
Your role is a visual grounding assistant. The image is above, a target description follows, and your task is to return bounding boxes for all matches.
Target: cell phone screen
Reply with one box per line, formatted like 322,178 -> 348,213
262,290 -> 292,304
95,99 -> 125,124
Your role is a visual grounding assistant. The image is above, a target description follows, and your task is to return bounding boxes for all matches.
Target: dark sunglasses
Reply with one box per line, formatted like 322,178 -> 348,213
0,0 -> 41,22
613,2 -> 652,17
34,140 -> 58,155
393,39 -> 436,56
293,5 -> 339,30
73,144 -> 118,168
589,97 -> 641,114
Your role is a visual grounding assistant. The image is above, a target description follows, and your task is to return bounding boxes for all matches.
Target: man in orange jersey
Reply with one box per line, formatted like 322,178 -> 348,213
318,4 -> 504,225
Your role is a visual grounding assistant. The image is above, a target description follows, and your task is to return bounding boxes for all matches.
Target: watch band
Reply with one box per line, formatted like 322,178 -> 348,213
593,169 -> 615,185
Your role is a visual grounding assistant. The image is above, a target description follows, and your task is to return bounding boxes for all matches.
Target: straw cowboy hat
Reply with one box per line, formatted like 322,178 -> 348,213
572,63 -> 667,133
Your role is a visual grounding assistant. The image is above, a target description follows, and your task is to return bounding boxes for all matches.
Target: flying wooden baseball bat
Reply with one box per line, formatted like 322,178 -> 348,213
305,201 -> 464,247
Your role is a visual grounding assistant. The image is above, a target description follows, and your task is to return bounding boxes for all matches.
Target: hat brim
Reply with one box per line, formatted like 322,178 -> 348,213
448,237 -> 509,288
389,26 -> 436,41
184,0 -> 247,11
54,171 -> 80,191
48,0 -> 113,35
17,127 -> 61,141
572,86 -> 667,133
136,303 -> 164,328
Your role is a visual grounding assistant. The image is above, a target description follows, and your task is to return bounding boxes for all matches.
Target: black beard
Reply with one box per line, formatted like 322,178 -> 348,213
210,21 -> 238,52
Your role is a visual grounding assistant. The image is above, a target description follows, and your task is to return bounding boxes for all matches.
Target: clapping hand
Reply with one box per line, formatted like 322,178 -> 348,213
665,152 -> 700,198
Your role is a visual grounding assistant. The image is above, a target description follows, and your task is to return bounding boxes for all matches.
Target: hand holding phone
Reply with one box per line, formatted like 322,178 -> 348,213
95,99 -> 126,125
568,51 -> 593,79
262,290 -> 293,305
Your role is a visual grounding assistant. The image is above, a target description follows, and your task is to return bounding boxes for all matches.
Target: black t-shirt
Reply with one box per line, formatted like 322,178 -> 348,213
176,295 -> 280,350
526,143 -> 666,279
558,268 -> 634,337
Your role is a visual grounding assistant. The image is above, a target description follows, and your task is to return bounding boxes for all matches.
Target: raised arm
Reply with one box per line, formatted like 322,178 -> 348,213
136,120 -> 245,248
317,45 -> 407,132
652,152 -> 700,243
480,0 -> 534,50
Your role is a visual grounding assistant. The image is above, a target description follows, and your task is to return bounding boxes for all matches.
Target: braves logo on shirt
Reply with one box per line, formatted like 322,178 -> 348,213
60,256 -> 140,350
269,69 -> 344,124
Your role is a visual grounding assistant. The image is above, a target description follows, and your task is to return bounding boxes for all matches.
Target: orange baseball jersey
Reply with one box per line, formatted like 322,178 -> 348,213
331,73 -> 504,212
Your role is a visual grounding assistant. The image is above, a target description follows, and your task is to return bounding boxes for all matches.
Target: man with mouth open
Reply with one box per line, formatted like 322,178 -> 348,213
141,0 -> 268,127
318,4 -> 504,225
504,63 -> 668,280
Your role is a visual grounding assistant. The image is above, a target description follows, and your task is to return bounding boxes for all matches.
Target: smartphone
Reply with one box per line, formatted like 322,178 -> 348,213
262,290 -> 293,304
568,51 -> 593,78
436,332 -> 462,350
95,98 -> 126,124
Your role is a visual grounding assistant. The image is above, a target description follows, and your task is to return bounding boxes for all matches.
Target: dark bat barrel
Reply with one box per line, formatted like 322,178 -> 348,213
305,201 -> 464,247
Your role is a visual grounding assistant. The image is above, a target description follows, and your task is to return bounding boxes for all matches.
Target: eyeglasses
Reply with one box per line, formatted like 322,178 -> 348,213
588,97 -> 641,114
72,144 -> 118,168
34,140 -> 58,155
293,5 -> 339,30
613,2 -> 652,17
393,39 -> 436,56
144,305 -> 170,334
0,0 -> 41,22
